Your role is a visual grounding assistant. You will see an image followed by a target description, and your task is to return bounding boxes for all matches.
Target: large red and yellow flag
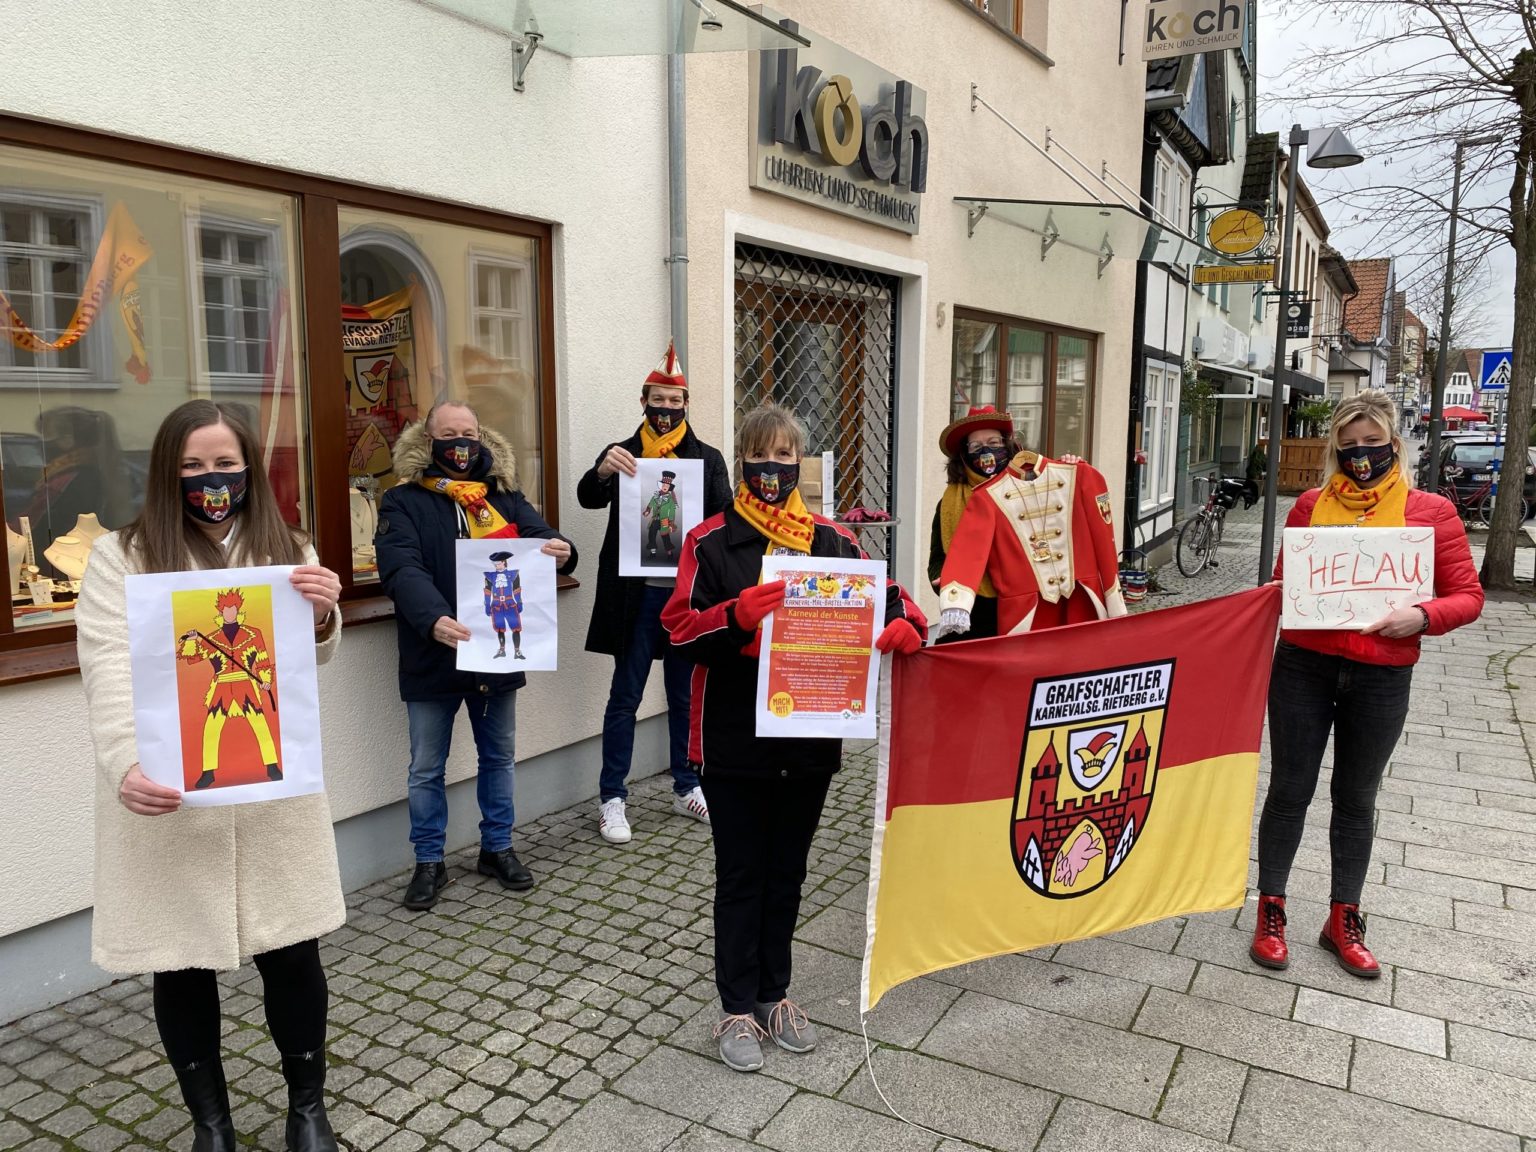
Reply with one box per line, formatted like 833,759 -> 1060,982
862,584 -> 1281,1012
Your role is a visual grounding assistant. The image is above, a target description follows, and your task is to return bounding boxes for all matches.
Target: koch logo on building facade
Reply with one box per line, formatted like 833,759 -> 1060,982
1141,0 -> 1247,60
750,16 -> 929,234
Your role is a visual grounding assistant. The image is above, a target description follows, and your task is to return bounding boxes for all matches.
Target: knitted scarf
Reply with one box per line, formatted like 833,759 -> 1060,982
734,483 -> 815,553
640,418 -> 688,459
417,477 -> 519,538
1310,464 -> 1409,527
938,465 -> 998,597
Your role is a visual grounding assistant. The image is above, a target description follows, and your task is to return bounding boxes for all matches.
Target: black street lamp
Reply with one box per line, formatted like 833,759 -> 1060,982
1257,125 -> 1365,584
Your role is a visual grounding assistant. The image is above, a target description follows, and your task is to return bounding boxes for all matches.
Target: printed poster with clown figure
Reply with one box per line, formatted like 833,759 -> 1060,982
618,458 -> 704,578
453,539 -> 559,672
126,566 -> 325,807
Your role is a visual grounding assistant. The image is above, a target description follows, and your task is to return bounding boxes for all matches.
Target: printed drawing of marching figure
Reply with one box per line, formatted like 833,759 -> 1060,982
176,587 -> 281,789
644,470 -> 680,563
484,551 -> 525,660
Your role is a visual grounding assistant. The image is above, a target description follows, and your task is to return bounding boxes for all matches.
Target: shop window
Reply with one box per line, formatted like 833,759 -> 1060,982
0,193 -> 105,379
0,127 -> 556,677
949,309 -> 1096,460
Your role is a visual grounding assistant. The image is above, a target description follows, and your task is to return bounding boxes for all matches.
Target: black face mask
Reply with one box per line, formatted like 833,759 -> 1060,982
743,461 -> 800,505
964,443 -> 1009,478
1337,443 -> 1396,485
432,437 -> 482,475
182,470 -> 249,524
646,405 -> 686,436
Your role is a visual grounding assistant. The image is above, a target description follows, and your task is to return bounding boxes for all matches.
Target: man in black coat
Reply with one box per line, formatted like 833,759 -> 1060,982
376,402 -> 577,911
577,345 -> 731,844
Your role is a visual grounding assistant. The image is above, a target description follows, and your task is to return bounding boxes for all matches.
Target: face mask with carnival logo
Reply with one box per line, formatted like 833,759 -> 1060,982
182,469 -> 249,524
964,443 -> 1009,478
1337,442 -> 1395,485
432,436 -> 482,475
743,460 -> 800,505
646,405 -> 686,436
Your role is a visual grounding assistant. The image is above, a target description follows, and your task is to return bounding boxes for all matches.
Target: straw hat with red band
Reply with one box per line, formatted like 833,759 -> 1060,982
644,340 -> 688,395
940,406 -> 1014,458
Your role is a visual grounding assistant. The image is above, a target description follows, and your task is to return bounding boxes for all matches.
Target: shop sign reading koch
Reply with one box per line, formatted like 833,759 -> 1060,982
749,15 -> 928,235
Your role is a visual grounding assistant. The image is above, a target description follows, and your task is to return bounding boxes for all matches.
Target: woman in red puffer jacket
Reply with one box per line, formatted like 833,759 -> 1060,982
1251,390 -> 1483,980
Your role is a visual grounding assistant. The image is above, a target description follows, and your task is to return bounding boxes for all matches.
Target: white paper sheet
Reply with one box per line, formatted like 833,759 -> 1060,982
1281,526 -> 1436,630
454,539 -> 558,671
125,565 -> 323,807
755,556 -> 887,739
618,457 -> 704,578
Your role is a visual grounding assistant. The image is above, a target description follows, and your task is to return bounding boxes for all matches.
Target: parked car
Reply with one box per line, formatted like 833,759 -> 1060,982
1418,437 -> 1536,513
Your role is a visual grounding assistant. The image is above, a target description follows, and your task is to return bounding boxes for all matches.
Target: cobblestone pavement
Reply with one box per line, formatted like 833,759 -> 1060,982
5,503 -> 1536,1151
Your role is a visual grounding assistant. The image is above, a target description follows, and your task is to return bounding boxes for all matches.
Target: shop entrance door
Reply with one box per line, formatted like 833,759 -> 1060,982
733,243 -> 899,564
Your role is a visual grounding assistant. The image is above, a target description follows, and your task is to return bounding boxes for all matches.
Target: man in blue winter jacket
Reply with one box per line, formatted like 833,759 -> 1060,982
376,402 -> 577,911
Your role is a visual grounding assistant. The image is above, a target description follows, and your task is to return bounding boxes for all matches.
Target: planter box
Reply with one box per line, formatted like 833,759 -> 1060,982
1259,438 -> 1327,494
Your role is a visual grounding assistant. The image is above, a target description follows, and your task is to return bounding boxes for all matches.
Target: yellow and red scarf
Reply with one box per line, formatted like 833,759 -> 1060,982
938,465 -> 998,597
418,477 -> 519,538
734,483 -> 815,553
1310,464 -> 1409,527
640,418 -> 688,459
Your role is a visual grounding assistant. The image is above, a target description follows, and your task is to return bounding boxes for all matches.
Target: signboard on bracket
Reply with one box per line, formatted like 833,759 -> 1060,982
1194,263 -> 1275,285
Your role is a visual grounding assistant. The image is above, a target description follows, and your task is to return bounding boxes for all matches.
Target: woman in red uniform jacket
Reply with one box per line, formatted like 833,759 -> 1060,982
1251,390 -> 1483,979
663,403 -> 925,1074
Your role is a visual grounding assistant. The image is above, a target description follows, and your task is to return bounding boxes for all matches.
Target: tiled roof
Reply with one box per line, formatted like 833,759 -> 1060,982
1343,259 -> 1392,341
1462,349 -> 1482,379
1146,58 -> 1181,92
1404,307 -> 1425,332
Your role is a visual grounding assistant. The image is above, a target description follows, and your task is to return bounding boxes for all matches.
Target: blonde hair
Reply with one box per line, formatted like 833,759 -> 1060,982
1321,389 -> 1411,487
736,402 -> 807,466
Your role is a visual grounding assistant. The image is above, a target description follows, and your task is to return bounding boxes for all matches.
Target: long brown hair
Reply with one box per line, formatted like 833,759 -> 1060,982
120,401 -> 305,573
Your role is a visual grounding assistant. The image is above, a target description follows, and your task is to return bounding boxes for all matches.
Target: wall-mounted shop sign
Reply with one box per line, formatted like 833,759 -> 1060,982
1193,263 -> 1274,285
750,14 -> 928,235
1142,0 -> 1248,61
1284,301 -> 1312,339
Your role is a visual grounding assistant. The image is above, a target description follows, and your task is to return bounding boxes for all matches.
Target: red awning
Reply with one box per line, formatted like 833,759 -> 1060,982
1443,406 -> 1488,421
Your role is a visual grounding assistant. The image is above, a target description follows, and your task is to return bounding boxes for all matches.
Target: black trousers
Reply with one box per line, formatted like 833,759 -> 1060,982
1257,641 -> 1413,905
700,771 -> 832,1015
152,938 -> 328,1067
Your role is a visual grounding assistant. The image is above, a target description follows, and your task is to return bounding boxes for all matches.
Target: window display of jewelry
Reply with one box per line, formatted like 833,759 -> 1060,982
350,482 -> 379,576
44,533 -> 95,582
6,522 -> 25,599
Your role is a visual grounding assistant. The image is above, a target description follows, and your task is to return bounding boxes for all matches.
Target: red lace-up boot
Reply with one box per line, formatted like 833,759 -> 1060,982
1319,902 -> 1381,979
1249,894 -> 1289,970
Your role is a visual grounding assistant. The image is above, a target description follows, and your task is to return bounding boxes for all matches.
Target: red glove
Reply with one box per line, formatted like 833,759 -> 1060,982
732,580 -> 787,631
876,617 -> 923,656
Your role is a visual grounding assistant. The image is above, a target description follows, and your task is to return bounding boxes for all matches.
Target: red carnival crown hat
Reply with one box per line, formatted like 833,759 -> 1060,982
644,340 -> 688,394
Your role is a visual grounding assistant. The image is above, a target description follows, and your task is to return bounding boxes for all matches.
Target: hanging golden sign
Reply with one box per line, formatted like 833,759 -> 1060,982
1206,208 -> 1266,256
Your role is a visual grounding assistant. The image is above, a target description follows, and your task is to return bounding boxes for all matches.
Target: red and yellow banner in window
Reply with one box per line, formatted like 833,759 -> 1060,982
861,585 -> 1281,1012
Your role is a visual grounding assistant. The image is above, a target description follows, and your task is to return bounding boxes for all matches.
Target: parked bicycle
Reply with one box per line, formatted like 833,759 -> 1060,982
1439,466 -> 1531,528
1176,476 -> 1259,577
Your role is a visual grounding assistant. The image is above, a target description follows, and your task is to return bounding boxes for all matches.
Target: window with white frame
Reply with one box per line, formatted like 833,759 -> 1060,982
1172,169 -> 1188,234
1153,157 -> 1171,229
1160,367 -> 1177,503
1141,368 -> 1160,511
1140,363 -> 1180,512
0,194 -> 101,377
198,221 -> 274,381
470,254 -> 532,371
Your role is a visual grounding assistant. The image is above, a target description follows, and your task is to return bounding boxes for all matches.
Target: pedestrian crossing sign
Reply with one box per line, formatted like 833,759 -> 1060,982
1480,349 -> 1512,392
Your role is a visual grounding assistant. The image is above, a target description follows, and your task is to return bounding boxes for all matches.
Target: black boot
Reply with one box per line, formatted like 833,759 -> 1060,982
401,862 -> 448,910
280,1048 -> 338,1152
171,1057 -> 236,1152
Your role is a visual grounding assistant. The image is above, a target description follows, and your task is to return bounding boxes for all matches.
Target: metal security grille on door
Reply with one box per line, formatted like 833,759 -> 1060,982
733,243 -> 899,564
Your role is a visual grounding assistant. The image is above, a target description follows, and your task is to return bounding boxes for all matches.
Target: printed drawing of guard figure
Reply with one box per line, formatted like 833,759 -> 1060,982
177,587 -> 280,788
484,551 -> 526,660
644,470 -> 680,561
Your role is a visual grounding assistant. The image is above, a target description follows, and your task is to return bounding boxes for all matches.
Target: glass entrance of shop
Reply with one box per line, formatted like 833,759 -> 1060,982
732,243 -> 899,565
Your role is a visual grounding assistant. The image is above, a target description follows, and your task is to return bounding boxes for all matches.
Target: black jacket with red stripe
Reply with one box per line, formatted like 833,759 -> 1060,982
661,506 -> 924,777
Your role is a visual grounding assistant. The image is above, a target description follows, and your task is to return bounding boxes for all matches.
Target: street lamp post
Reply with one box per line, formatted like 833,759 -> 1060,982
1257,124 -> 1365,584
1426,134 -> 1501,491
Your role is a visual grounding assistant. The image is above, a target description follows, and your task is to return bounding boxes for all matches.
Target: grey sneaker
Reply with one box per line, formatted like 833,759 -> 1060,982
712,1011 -> 767,1072
753,998 -> 817,1053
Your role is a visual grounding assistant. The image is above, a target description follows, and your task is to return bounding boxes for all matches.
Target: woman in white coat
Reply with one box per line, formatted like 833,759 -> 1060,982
76,400 -> 345,1152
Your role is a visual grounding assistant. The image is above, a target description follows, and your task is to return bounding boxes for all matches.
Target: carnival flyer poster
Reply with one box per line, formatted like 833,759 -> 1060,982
618,457 -> 704,578
755,556 -> 887,739
125,565 -> 324,807
454,539 -> 558,672
1281,526 -> 1434,630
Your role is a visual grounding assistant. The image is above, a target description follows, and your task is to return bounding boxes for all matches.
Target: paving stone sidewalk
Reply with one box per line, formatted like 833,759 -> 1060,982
4,498 -> 1536,1152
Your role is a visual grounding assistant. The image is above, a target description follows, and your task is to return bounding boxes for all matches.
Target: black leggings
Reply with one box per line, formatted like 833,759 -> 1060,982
153,938 -> 328,1066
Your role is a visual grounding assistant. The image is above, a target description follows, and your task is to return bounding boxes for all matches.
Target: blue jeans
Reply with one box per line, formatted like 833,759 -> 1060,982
599,584 -> 697,801
406,692 -> 517,863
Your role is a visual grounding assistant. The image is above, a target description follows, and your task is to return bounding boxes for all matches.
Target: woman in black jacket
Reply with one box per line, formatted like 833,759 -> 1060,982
662,403 -> 925,1073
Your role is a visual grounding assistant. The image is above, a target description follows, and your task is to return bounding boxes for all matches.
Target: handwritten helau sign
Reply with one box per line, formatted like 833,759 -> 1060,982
1281,527 -> 1435,630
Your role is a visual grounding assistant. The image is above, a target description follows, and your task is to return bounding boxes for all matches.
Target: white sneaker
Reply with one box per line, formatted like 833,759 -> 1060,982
599,798 -> 632,844
673,786 -> 710,824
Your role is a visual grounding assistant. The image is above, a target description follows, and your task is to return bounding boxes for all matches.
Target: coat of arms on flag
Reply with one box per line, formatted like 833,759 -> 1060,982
860,585 -> 1281,1013
1013,661 -> 1172,897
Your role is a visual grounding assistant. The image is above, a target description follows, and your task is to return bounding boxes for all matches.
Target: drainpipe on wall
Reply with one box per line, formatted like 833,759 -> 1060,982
1123,120 -> 1161,553
666,51 -> 690,371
